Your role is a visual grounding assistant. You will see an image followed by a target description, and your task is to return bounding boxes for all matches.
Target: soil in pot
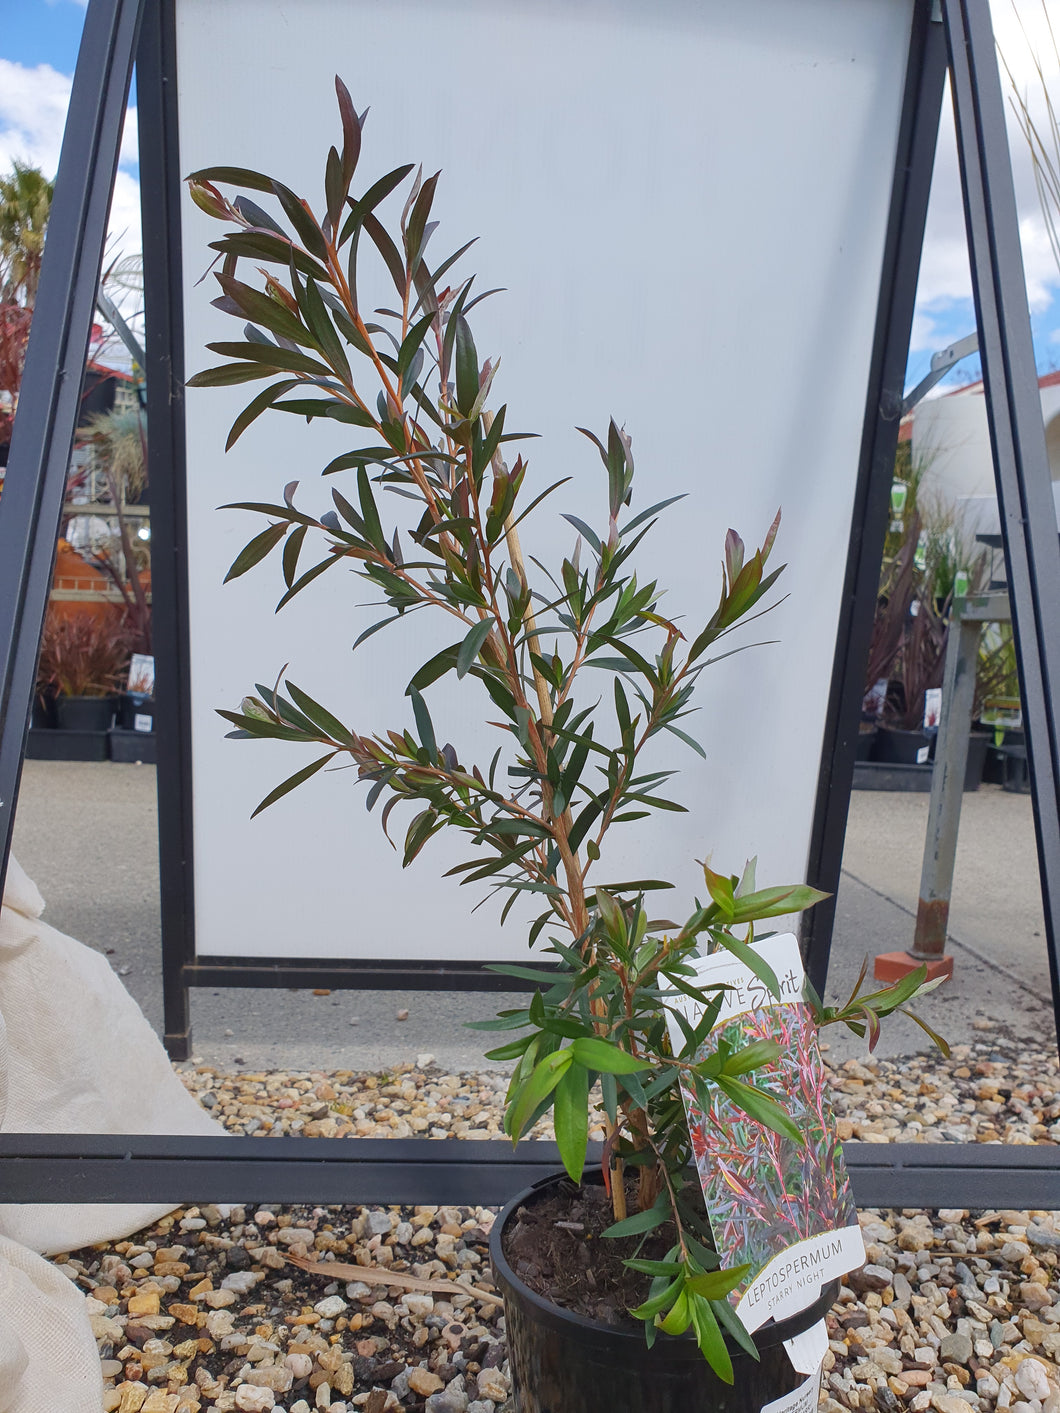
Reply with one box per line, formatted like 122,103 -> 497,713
492,1170 -> 837,1413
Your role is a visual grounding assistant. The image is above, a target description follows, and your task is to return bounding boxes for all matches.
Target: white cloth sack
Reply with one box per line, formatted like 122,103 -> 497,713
0,1226 -> 102,1413
0,854 -> 225,1408
0,852 -> 222,1254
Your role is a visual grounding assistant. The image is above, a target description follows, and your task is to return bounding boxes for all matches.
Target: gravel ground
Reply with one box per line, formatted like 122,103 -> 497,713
51,1032 -> 1060,1413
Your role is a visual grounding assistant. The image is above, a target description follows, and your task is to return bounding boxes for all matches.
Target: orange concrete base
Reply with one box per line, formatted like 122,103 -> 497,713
873,950 -> 954,983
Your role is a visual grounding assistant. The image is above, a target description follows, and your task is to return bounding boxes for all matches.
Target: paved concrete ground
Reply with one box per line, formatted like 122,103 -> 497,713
9,760 -> 1059,1072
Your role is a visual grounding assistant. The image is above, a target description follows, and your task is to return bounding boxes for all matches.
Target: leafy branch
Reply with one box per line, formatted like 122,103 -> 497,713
189,79 -> 944,1376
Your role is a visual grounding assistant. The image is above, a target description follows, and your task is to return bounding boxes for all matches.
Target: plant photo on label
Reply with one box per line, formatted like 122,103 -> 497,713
186,79 -> 945,1384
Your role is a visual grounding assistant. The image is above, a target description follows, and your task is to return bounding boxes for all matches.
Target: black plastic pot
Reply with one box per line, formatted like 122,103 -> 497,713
855,727 -> 877,761
873,725 -> 933,765
491,1171 -> 838,1413
118,691 -> 155,732
55,694 -> 115,732
964,732 -> 989,792
31,691 -> 56,730
1001,744 -> 1031,794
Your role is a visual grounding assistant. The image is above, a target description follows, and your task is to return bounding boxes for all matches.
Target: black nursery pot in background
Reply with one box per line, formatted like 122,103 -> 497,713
873,725 -> 933,765
490,1172 -> 837,1413
55,694 -> 115,732
31,691 -> 56,730
119,691 -> 155,732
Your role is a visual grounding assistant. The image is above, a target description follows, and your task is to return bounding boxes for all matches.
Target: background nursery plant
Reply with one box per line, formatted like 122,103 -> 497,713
188,78 -> 942,1378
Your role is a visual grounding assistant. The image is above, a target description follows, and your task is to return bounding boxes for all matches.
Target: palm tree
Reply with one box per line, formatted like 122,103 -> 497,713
0,162 -> 54,306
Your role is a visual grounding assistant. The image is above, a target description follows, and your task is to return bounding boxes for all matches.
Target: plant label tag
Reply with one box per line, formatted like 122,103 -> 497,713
134,714 -> 153,733
923,687 -> 942,731
782,1317 -> 829,1373
761,1362 -> 824,1413
127,653 -> 155,694
663,934 -> 864,1334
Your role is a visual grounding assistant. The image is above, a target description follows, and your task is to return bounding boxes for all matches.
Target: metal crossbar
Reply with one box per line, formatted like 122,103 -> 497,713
1,1136 -> 1057,1210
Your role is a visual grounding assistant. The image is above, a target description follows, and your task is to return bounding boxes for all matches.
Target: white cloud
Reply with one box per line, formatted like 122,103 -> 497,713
0,58 -> 142,350
912,0 -> 1060,352
0,59 -> 72,177
0,60 -> 140,254
4,4 -> 1060,369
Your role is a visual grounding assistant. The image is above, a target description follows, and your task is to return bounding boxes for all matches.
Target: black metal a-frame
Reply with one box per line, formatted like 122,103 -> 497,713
1,0 -> 1058,1208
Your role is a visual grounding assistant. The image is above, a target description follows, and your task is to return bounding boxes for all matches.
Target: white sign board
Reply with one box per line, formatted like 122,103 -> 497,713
175,0 -> 915,961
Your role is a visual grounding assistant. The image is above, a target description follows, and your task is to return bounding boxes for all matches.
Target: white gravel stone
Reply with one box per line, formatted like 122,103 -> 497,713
313,1295 -> 347,1318
1016,1361 -> 1054,1403
234,1386 -> 276,1412
221,1270 -> 263,1293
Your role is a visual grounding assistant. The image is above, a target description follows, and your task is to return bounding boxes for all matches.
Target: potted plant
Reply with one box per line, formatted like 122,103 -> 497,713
186,84 -> 943,1408
35,608 -> 131,736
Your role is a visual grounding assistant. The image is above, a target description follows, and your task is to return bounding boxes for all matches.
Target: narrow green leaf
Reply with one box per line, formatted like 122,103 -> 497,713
225,378 -> 302,450
625,1259 -> 684,1278
224,521 -> 287,582
508,1048 -> 572,1141
282,524 -> 307,588
730,883 -> 829,923
715,1075 -> 803,1144
712,932 -> 781,999
215,273 -> 311,345
552,1062 -> 589,1181
299,277 -> 352,382
570,1037 -> 650,1074
689,1294 -> 733,1383
454,314 -> 478,417
357,466 -> 386,551
251,751 -> 335,817
457,619 -> 493,679
686,1264 -> 751,1300
340,164 -> 416,244
722,1039 -> 781,1077
187,362 -> 274,388
275,551 -> 343,609
205,339 -> 334,378
187,164 -> 275,191
207,231 -> 330,281
271,179 -> 328,259
409,686 -> 438,762
285,680 -> 355,744
406,644 -> 460,695
603,1198 -> 668,1239
629,1273 -> 684,1320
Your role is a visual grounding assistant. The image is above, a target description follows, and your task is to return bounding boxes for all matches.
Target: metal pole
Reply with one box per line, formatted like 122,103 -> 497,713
911,611 -> 981,963
137,0 -> 197,1059
0,0 -> 144,897
803,2 -> 947,993
942,0 -> 1060,1054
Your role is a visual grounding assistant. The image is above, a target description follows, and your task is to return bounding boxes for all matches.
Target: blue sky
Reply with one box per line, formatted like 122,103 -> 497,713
3,0 -> 1059,398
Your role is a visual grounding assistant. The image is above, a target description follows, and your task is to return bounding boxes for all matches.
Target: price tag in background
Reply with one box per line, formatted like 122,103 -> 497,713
923,688 -> 942,732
